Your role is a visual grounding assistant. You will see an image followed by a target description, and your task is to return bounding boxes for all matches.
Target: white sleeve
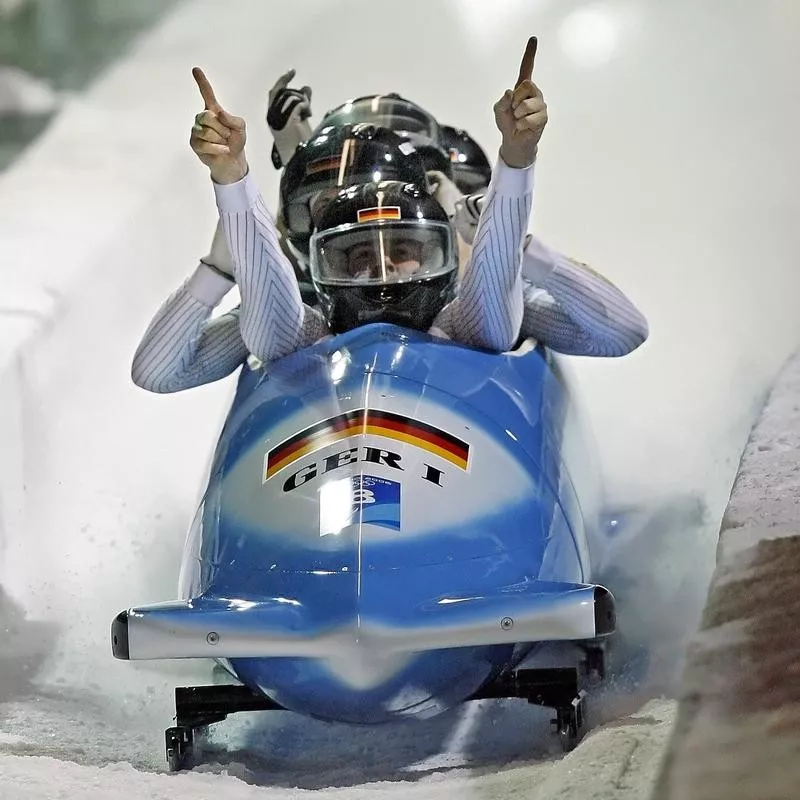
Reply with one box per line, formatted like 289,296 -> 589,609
519,236 -> 649,357
131,263 -> 249,393
213,172 -> 327,363
437,155 -> 532,352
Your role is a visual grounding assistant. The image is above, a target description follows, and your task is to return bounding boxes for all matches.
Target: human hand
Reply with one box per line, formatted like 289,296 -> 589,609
267,68 -> 313,167
426,169 -> 463,218
190,67 -> 248,184
494,37 -> 547,169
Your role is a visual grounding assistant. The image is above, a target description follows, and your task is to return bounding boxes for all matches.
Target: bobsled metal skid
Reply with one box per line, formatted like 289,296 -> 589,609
164,661 -> 597,771
165,684 -> 285,772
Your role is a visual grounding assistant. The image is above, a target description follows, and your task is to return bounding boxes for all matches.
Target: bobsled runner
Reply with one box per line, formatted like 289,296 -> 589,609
111,324 -> 615,770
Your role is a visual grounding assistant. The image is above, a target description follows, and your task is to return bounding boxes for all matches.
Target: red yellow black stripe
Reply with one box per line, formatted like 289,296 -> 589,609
305,155 -> 344,175
264,409 -> 470,480
356,206 -> 401,223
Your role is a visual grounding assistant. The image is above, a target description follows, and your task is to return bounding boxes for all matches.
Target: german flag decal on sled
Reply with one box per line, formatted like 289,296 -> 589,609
264,409 -> 470,480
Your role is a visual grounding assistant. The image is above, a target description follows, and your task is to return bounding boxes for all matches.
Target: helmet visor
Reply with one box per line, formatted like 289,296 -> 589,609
310,220 -> 454,286
324,97 -> 440,143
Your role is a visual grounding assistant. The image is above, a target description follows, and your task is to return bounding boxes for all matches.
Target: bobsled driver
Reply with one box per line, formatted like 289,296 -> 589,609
132,40 -> 544,392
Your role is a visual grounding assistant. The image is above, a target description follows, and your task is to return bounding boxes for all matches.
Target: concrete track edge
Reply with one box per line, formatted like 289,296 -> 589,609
652,350 -> 800,800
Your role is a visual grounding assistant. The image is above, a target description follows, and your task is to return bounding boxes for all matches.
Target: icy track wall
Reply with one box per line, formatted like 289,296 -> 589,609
653,350 -> 800,800
0,0 -> 339,661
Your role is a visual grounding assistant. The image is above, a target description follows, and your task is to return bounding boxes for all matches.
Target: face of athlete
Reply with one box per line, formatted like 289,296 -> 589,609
345,238 -> 423,280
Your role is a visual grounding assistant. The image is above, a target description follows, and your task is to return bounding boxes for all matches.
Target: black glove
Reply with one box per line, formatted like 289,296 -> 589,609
267,68 -> 313,168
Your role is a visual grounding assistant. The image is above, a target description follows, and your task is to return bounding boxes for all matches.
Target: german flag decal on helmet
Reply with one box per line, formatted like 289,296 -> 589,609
306,154 -> 345,176
356,206 -> 402,223
305,140 -> 358,176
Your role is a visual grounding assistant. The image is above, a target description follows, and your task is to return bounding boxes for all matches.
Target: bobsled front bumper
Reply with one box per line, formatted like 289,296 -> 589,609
112,582 -> 615,661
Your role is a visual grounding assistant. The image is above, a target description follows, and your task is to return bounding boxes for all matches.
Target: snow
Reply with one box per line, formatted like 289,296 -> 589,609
1,0 -> 800,797
722,352 -> 800,533
0,699 -> 675,799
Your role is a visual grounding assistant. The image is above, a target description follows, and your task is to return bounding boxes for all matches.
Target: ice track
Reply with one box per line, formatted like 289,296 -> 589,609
3,0 -> 800,795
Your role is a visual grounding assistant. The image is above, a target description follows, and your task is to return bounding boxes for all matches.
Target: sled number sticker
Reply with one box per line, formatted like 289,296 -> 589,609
319,475 -> 401,535
353,487 -> 376,505
356,475 -> 401,530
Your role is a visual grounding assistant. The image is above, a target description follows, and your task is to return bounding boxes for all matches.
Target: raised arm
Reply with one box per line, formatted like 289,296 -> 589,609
190,67 -> 325,363
451,159 -> 532,350
441,37 -> 546,352
212,172 -> 326,362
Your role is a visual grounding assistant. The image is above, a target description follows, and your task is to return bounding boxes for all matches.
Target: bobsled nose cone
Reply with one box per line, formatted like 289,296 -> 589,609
324,648 -> 412,691
594,586 -> 616,635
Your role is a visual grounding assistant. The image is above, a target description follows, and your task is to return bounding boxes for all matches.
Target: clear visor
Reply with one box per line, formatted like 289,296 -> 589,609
325,98 -> 439,142
310,220 -> 454,285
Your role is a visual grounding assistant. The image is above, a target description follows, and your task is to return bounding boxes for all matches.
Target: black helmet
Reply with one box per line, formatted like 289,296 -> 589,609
441,125 -> 492,194
280,123 -> 430,263
319,94 -> 442,148
319,94 -> 453,180
414,142 -> 455,180
309,182 -> 458,334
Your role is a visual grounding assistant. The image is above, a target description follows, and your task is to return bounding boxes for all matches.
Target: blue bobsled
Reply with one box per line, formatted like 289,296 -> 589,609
111,325 -> 615,769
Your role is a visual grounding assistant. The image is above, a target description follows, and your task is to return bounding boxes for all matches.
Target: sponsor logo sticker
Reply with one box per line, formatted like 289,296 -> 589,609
319,474 -> 401,535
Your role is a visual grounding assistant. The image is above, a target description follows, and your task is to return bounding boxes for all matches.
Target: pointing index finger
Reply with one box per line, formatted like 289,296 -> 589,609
192,66 -> 220,110
515,36 -> 538,88
274,68 -> 296,93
